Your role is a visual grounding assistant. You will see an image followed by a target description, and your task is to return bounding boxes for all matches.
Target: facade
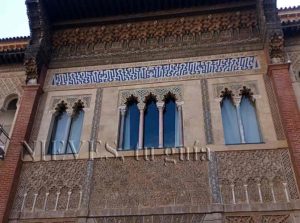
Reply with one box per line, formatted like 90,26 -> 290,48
0,0 -> 300,223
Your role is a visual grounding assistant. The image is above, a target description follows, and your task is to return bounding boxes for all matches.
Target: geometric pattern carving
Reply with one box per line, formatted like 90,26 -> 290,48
10,160 -> 88,216
91,214 -> 205,223
262,215 -> 290,223
89,155 -> 210,211
225,216 -> 255,223
119,85 -> 183,105
52,56 -> 260,87
263,74 -> 286,140
201,79 -> 214,144
225,215 -> 291,223
216,149 -> 299,204
213,80 -> 259,98
50,95 -> 92,110
0,76 -> 25,109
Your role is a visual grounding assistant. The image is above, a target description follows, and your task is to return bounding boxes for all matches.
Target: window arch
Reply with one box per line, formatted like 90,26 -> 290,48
220,87 -> 262,145
66,101 -> 85,154
122,97 -> 140,150
163,93 -> 177,148
48,100 -> 85,155
0,95 -> 19,151
118,88 -> 184,150
221,93 -> 241,145
144,94 -> 159,148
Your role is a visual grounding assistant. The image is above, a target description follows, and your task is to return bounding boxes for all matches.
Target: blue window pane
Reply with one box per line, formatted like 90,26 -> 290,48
48,111 -> 70,154
144,99 -> 159,148
164,99 -> 176,147
240,96 -> 262,143
123,102 -> 140,150
221,97 -> 241,144
67,110 -> 84,154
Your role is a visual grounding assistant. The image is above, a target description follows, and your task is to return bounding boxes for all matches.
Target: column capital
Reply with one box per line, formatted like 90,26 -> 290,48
137,103 -> 145,110
119,106 -> 127,115
156,102 -> 165,109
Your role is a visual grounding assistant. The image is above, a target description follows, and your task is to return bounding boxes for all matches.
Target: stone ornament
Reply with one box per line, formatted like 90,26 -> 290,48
52,10 -> 258,48
24,58 -> 38,84
50,95 -> 92,111
269,33 -> 285,64
119,85 -> 183,106
52,56 -> 260,87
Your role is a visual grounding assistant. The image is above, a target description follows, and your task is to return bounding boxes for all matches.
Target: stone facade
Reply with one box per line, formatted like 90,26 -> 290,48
1,1 -> 300,223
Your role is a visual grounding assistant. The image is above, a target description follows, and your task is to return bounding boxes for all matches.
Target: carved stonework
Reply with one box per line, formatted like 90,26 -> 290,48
89,156 -> 210,212
90,214 -> 205,223
214,81 -> 259,99
51,10 -> 259,63
225,215 -> 291,223
0,76 -> 25,109
52,10 -> 258,49
24,58 -> 38,83
50,95 -> 92,111
269,33 -> 285,64
119,85 -> 183,106
216,149 -> 299,204
10,160 -> 89,217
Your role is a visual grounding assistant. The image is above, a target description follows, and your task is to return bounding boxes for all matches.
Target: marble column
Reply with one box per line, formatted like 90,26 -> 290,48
138,104 -> 145,149
157,102 -> 165,148
118,106 -> 127,150
176,102 -> 184,147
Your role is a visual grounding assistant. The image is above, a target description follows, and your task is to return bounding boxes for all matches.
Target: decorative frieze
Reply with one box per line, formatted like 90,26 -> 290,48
50,95 -> 92,111
216,149 -> 299,204
119,85 -> 183,105
91,214 -> 205,223
213,80 -> 259,99
52,56 -> 260,87
10,160 -> 89,217
52,10 -> 258,49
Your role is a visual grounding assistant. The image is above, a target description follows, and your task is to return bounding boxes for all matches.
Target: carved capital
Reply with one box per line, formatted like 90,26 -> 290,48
269,33 -> 285,64
24,58 -> 38,84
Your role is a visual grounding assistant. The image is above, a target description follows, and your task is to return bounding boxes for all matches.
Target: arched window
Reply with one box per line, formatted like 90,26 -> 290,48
123,99 -> 140,150
0,97 -> 18,150
221,95 -> 241,144
144,95 -> 159,148
67,109 -> 84,154
240,95 -> 262,143
48,109 -> 70,154
163,96 -> 177,147
48,101 -> 85,155
220,87 -> 262,145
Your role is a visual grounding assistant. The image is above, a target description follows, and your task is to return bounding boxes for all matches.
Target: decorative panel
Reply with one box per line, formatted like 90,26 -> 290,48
51,56 -> 260,87
89,155 -> 210,212
10,160 -> 89,217
216,149 -> 299,204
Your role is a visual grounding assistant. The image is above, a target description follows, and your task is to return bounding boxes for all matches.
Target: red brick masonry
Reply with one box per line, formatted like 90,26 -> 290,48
0,84 -> 42,223
268,63 -> 300,187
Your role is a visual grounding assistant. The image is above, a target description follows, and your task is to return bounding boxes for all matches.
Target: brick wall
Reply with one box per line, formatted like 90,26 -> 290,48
0,84 -> 42,223
268,63 -> 300,186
